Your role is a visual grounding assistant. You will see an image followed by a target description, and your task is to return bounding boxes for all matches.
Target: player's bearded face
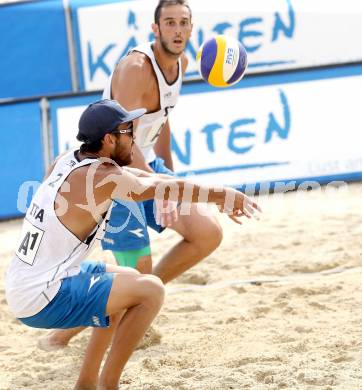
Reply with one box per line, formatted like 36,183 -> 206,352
111,136 -> 133,166
159,27 -> 189,57
157,6 -> 192,57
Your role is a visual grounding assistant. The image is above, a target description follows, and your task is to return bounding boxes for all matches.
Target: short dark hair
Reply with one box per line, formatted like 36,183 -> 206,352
154,0 -> 192,24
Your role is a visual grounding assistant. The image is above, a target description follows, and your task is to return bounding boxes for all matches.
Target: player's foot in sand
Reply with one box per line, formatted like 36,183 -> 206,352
37,330 -> 69,351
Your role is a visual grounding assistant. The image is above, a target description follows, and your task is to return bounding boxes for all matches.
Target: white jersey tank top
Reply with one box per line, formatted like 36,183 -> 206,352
103,42 -> 182,163
5,149 -> 109,318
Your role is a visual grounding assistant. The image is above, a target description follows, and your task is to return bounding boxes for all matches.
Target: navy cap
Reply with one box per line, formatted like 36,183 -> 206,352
77,99 -> 146,143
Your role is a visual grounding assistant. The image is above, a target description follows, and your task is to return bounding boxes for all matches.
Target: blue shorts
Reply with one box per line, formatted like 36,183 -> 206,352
19,261 -> 114,329
102,157 -> 176,252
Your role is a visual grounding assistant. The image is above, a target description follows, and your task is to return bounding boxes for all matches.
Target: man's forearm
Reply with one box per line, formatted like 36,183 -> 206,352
152,179 -> 228,207
121,175 -> 227,206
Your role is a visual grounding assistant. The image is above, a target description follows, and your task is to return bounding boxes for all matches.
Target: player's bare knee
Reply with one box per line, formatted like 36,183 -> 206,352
199,217 -> 223,249
139,275 -> 165,308
211,219 -> 223,247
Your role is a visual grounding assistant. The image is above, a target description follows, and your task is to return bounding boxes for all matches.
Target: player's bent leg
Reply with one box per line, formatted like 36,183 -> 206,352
37,262 -> 138,352
105,271 -> 164,315
153,204 -> 223,283
97,272 -> 165,388
37,261 -> 114,351
75,268 -> 164,389
75,267 -> 139,388
75,312 -> 124,390
135,254 -> 152,273
102,199 -> 152,272
113,247 -> 152,273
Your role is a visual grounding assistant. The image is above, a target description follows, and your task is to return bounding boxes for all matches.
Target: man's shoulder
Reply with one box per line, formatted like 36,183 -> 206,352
112,52 -> 155,95
68,163 -> 125,192
118,51 -> 154,78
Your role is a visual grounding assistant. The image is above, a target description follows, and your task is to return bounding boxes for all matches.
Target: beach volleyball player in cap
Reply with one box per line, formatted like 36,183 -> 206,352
40,0 -> 229,351
100,0 -> 222,282
6,99 -> 260,389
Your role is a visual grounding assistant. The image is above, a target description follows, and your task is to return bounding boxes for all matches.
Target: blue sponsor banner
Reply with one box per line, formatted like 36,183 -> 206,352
180,63 -> 362,95
0,101 -> 44,219
49,93 -> 101,157
69,0 -> 133,92
0,0 -> 72,99
71,0 -> 362,91
49,64 -> 362,194
169,64 -> 362,188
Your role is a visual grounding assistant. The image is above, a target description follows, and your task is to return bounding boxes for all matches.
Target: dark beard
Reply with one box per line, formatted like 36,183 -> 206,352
159,31 -> 183,58
111,145 -> 133,167
111,154 -> 132,167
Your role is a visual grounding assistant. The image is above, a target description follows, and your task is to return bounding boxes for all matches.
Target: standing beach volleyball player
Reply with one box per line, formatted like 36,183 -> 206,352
5,99 -> 261,389
40,0 -> 229,350
101,0 -> 222,282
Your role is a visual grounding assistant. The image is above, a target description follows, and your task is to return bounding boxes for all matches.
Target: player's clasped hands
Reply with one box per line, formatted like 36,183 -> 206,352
155,199 -> 179,227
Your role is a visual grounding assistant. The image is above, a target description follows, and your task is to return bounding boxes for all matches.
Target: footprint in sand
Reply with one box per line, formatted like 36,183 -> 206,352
169,304 -> 204,313
330,246 -> 344,252
141,357 -> 158,370
291,262 -> 341,273
250,306 -> 271,318
136,327 -> 162,350
272,301 -> 288,309
226,316 -> 248,324
308,301 -> 329,310
176,272 -> 209,285
294,326 -> 312,334
272,244 -> 288,250
179,368 -> 198,379
255,370 -> 275,384
286,286 -> 336,297
232,286 -> 247,294
282,305 -> 298,315
330,355 -> 355,363
275,335 -> 296,344
229,357 -> 258,367
297,372 -> 336,386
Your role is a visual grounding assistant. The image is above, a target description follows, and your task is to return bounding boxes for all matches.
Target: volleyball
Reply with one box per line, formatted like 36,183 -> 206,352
196,35 -> 248,88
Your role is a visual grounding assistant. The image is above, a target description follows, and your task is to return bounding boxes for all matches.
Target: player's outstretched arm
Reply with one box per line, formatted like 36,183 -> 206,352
106,168 -> 261,223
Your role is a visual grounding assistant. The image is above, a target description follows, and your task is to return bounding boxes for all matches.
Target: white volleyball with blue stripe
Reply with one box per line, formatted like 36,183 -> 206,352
196,35 -> 248,88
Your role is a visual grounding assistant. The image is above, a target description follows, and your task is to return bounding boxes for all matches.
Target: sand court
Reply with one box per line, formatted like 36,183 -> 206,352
0,183 -> 361,389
